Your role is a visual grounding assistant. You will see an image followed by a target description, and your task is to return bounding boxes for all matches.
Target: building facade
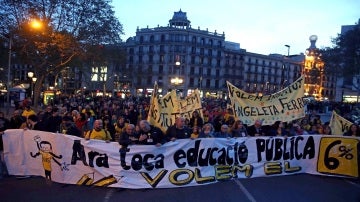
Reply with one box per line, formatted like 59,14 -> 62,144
122,9 -> 304,98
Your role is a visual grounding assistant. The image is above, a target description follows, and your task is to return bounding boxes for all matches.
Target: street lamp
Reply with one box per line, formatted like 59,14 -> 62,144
284,45 -> 290,56
171,77 -> 184,85
2,19 -> 43,107
27,71 -> 36,104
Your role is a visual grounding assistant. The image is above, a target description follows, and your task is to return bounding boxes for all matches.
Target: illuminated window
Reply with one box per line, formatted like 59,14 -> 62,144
91,66 -> 107,81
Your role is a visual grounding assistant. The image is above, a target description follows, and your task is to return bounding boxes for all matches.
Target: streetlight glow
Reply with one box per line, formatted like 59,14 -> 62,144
171,77 -> 184,85
30,19 -> 43,30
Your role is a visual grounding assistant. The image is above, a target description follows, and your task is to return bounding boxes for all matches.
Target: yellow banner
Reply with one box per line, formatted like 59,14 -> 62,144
147,88 -> 202,132
317,137 -> 359,177
177,89 -> 203,121
227,76 -> 305,126
329,111 -> 353,136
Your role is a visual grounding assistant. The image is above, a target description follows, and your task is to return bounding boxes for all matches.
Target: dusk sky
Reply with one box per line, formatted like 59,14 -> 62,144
112,0 -> 359,55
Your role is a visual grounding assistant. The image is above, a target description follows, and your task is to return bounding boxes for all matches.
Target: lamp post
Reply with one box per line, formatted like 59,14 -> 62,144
0,34 -> 12,106
171,56 -> 184,90
284,45 -> 290,57
2,19 -> 43,107
6,37 -> 12,106
27,71 -> 36,105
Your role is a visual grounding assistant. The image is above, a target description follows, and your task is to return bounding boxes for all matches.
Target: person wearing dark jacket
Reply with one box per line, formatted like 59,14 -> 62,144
27,114 -> 45,131
60,116 -> 82,137
118,124 -> 138,168
45,107 -> 62,133
0,111 -> 10,178
9,110 -> 25,129
138,120 -> 164,146
247,119 -> 266,136
166,117 -> 192,141
214,124 -> 232,138
189,111 -> 204,128
118,124 -> 139,147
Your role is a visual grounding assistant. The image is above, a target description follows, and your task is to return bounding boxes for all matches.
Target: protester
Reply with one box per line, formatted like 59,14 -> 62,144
230,120 -> 248,137
42,105 -> 53,122
307,124 -> 320,135
137,120 -> 164,146
189,111 -> 204,128
213,124 -> 231,138
118,124 -> 138,168
60,116 -> 82,137
127,103 -> 140,126
247,120 -> 266,136
268,121 -> 288,137
9,110 -> 25,129
114,116 -> 129,142
119,123 -> 139,145
75,112 -> 88,137
198,123 -> 215,138
85,111 -> 95,131
103,116 -> 116,141
190,126 -> 201,139
343,123 -> 360,137
21,105 -> 36,119
166,117 -> 192,141
27,114 -> 45,131
0,111 -> 10,178
289,121 -> 309,136
84,119 -> 112,142
322,124 -> 332,135
45,107 -> 62,133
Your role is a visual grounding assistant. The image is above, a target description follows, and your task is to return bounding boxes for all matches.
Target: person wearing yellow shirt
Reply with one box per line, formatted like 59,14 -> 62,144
84,119 -> 112,143
81,105 -> 95,117
21,105 -> 36,118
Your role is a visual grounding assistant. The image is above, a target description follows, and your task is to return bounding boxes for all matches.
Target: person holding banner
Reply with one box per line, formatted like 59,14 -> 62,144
119,124 -> 138,146
114,116 -> 129,142
247,120 -> 266,137
268,121 -> 288,137
0,111 -> 10,178
322,124 -> 332,135
166,117 -> 192,141
118,124 -> 138,168
214,124 -> 232,138
230,120 -> 248,137
190,126 -> 201,139
199,123 -> 215,138
289,121 -> 309,136
138,120 -> 165,146
343,124 -> 360,137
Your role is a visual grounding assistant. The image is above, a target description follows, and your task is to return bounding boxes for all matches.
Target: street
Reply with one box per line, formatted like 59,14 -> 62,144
0,174 -> 359,202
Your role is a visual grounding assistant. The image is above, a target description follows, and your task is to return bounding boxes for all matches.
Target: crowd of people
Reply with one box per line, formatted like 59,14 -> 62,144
1,95 -> 360,178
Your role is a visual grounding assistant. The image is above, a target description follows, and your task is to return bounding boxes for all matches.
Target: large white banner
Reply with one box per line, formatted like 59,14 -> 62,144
3,129 -> 359,189
227,76 -> 306,126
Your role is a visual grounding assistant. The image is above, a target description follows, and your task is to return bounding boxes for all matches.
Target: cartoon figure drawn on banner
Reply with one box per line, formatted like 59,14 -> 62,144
30,135 -> 64,180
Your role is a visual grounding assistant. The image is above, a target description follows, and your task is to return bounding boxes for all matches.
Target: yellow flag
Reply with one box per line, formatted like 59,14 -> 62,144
329,111 -> 353,135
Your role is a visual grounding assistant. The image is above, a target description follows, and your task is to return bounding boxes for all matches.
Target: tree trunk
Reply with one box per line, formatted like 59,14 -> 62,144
33,75 -> 45,109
